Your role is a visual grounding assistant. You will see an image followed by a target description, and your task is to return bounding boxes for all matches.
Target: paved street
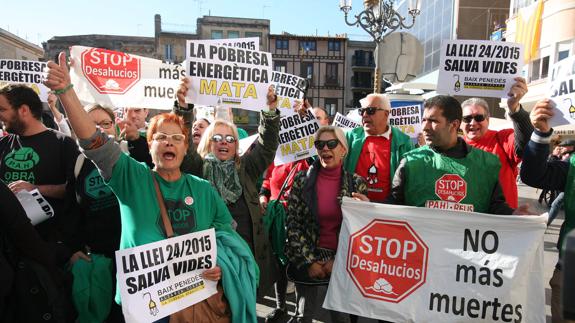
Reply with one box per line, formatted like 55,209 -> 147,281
257,182 -> 562,323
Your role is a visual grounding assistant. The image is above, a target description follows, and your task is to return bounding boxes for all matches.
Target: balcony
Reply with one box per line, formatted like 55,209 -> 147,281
352,55 -> 375,68
351,76 -> 373,90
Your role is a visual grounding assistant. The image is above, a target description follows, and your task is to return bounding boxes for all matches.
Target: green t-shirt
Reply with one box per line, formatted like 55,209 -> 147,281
107,153 -> 236,249
403,146 -> 500,213
107,154 -> 241,304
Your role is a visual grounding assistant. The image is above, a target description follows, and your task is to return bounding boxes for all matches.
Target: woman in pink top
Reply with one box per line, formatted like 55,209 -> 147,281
285,126 -> 368,323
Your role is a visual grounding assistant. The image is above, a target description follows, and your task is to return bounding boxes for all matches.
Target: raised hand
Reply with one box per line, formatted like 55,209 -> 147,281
529,99 -> 555,133
176,77 -> 190,108
507,77 -> 528,113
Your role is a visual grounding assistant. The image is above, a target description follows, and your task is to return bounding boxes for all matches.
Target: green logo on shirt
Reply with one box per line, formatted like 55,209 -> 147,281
4,147 -> 40,171
162,199 -> 197,235
85,168 -> 113,199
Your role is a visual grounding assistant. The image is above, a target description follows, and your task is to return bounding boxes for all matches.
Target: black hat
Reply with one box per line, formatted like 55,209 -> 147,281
559,139 -> 575,146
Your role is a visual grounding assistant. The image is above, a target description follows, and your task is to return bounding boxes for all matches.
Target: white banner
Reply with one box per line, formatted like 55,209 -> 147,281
548,55 -> 575,127
324,198 -> 546,323
194,37 -> 260,51
185,41 -> 272,111
116,229 -> 217,323
275,111 -> 319,166
0,59 -> 50,102
332,112 -> 361,130
70,46 -> 182,110
271,71 -> 307,116
437,40 -> 524,98
15,188 -> 54,225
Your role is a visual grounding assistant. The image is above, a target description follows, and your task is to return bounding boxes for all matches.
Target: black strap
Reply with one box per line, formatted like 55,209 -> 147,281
277,166 -> 299,202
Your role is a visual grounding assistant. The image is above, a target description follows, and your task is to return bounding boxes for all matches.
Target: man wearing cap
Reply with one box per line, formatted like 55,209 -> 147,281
461,77 -> 533,208
391,95 -> 519,214
344,93 -> 414,202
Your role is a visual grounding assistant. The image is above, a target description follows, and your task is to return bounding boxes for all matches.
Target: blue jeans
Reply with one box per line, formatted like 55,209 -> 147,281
548,192 -> 564,226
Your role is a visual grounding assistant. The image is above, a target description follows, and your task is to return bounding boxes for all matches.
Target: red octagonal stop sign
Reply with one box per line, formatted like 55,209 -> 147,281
435,174 -> 467,203
81,48 -> 140,94
346,219 -> 428,303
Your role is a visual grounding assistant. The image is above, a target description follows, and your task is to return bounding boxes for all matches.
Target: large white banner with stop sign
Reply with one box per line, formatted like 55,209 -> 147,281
324,198 -> 546,323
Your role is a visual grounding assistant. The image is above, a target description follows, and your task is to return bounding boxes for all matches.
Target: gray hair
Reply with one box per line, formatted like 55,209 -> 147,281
362,93 -> 391,111
315,125 -> 348,153
461,98 -> 490,117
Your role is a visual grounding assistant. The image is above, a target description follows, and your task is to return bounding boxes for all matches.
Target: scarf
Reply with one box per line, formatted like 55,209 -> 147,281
203,153 -> 243,204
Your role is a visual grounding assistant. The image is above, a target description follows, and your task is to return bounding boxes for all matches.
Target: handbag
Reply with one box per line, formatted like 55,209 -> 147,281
263,166 -> 299,266
151,171 -> 231,323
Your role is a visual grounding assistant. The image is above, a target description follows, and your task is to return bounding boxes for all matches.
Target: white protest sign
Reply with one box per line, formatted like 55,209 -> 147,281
70,46 -> 183,110
116,229 -> 217,323
332,112 -> 361,130
0,59 -> 50,102
324,198 -> 546,323
270,71 -> 307,116
196,37 -> 260,51
239,133 -> 258,156
389,102 -> 423,139
275,110 -> 319,165
548,55 -> 575,127
437,40 -> 524,98
15,189 -> 54,225
185,41 -> 272,111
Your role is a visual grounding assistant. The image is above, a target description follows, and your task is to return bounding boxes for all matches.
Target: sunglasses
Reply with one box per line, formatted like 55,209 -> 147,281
462,115 -> 487,123
358,107 -> 387,115
95,120 -> 114,129
152,132 -> 186,143
314,139 -> 340,150
211,134 -> 236,144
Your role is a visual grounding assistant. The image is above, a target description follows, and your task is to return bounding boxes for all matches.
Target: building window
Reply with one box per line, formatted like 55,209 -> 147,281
531,56 -> 550,82
300,40 -> 317,52
557,41 -> 572,62
211,30 -> 224,39
276,39 -> 289,50
325,98 -> 338,116
328,40 -> 341,52
164,44 -> 174,62
274,61 -> 287,73
325,63 -> 338,85
301,62 -> 314,80
227,31 -> 239,38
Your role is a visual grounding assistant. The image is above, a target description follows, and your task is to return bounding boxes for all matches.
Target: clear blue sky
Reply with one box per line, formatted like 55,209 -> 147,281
1,0 -> 374,46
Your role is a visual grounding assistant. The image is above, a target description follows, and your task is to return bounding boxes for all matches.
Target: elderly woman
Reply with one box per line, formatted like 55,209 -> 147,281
285,126 -> 368,323
177,79 -> 280,294
45,52 -> 258,322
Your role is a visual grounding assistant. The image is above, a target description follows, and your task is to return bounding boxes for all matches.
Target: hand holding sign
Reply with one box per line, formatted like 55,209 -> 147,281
507,77 -> 528,113
176,77 -> 190,108
266,85 -> 278,111
8,180 -> 37,193
44,52 -> 71,93
201,265 -> 222,281
529,99 -> 555,133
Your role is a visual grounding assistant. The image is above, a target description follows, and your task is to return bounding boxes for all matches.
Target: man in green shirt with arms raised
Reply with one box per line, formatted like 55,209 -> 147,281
390,95 -> 525,214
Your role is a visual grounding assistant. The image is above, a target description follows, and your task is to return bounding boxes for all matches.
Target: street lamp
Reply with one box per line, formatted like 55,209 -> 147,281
340,0 -> 420,93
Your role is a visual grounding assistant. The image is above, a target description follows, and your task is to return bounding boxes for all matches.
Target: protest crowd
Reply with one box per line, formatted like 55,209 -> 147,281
0,36 -> 573,323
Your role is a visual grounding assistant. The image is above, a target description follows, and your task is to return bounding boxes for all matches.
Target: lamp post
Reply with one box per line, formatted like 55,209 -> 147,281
340,0 -> 420,93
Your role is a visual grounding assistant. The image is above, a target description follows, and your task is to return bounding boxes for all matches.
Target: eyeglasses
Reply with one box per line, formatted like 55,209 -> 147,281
358,107 -> 387,115
211,134 -> 236,144
95,120 -> 114,129
314,139 -> 340,150
462,115 -> 487,123
152,132 -> 186,143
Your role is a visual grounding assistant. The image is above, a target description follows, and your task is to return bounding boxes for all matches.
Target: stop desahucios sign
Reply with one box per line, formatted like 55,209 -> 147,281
347,219 -> 428,303
82,48 -> 140,94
